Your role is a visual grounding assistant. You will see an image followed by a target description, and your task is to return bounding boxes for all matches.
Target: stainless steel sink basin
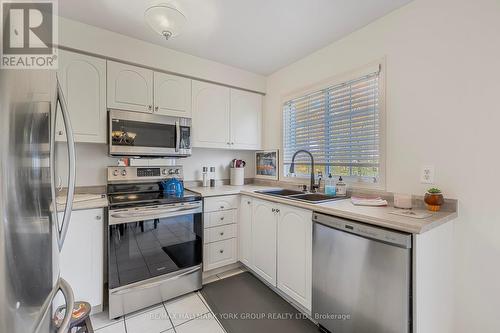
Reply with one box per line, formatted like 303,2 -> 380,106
288,193 -> 343,203
256,188 -> 346,204
256,189 -> 305,196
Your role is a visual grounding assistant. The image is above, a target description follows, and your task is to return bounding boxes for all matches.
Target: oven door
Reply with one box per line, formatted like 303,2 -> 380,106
109,109 -> 191,157
107,202 -> 202,318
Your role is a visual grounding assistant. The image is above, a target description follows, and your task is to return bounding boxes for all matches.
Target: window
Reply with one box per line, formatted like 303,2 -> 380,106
283,65 -> 384,186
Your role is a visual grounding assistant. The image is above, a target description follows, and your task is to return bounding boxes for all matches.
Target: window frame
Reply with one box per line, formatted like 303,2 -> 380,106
279,59 -> 386,190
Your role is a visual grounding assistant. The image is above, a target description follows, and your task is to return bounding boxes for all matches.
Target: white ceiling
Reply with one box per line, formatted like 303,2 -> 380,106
59,0 -> 412,75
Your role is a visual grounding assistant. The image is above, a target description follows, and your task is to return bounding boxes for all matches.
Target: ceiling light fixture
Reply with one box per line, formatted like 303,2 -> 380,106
144,4 -> 187,41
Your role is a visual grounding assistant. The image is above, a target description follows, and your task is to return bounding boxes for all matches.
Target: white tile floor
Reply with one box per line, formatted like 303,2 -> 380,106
92,292 -> 225,333
91,267 -> 246,333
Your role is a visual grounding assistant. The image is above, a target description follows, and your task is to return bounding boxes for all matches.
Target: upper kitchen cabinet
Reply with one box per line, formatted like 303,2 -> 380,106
192,80 -> 231,148
154,72 -> 192,117
192,80 -> 263,150
107,61 -> 154,113
230,89 -> 262,150
56,50 -> 106,143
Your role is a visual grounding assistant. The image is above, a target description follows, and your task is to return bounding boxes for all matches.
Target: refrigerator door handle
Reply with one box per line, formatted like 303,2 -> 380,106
57,278 -> 75,333
51,77 -> 76,251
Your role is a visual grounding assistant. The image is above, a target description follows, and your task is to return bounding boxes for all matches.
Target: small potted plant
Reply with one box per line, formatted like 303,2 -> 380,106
424,187 -> 444,211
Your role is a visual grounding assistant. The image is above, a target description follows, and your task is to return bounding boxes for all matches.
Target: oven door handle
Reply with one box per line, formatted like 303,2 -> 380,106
110,266 -> 200,296
110,206 -> 199,219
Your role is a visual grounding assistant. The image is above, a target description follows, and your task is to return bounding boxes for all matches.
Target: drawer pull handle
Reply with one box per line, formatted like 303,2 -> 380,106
219,250 -> 224,254
220,232 -> 224,236
220,217 -> 224,221
220,205 -> 225,209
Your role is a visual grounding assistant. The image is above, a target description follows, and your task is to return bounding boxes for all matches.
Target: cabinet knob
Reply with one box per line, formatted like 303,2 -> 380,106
58,130 -> 63,136
154,106 -> 159,112
220,206 -> 225,209
272,208 -> 275,212
247,201 -> 251,204
148,105 -> 152,111
219,249 -> 224,254
96,216 -> 102,220
276,209 -> 280,213
220,232 -> 224,236
220,217 -> 225,221
231,142 -> 234,145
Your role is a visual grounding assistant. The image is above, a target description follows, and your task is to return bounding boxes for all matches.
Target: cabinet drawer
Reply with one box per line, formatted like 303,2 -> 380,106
204,195 -> 239,212
203,238 -> 237,271
204,210 -> 236,228
204,224 -> 236,244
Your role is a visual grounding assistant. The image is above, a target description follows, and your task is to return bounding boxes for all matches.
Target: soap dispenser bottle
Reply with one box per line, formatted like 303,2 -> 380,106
336,176 -> 347,197
325,174 -> 336,196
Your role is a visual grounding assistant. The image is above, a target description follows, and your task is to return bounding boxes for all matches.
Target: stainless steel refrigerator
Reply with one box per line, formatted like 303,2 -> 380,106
0,69 -> 77,333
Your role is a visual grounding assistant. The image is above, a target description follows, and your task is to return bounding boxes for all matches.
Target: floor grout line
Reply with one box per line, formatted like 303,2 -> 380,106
172,311 -> 212,328
162,301 -> 177,333
197,292 -> 228,333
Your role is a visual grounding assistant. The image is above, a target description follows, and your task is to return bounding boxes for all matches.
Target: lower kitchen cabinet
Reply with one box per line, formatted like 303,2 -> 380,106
203,238 -> 237,271
251,198 -> 278,286
277,205 -> 312,311
239,195 -> 312,311
59,208 -> 104,309
238,196 -> 253,267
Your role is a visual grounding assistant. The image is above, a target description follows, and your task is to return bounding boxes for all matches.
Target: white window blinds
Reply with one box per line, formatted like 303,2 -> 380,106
283,68 -> 381,183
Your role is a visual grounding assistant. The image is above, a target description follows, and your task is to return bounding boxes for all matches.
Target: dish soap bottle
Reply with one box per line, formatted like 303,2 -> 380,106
336,176 -> 347,197
325,174 -> 336,196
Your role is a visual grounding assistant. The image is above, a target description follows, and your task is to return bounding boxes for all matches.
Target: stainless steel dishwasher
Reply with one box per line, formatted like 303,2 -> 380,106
312,212 -> 412,333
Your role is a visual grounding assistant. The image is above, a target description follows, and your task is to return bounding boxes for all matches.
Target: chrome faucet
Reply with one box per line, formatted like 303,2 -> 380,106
289,150 -> 322,193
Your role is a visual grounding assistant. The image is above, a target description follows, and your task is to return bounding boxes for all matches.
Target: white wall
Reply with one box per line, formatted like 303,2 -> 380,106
56,143 -> 255,186
263,0 -> 500,332
58,17 -> 266,93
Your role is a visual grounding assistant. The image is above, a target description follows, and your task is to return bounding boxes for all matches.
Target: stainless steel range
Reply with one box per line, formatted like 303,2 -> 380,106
107,166 -> 202,319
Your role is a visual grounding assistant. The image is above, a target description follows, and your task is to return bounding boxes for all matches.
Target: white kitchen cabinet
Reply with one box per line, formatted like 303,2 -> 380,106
56,50 -> 107,143
59,208 -> 104,309
238,196 -> 253,267
251,198 -> 278,286
107,61 -> 154,113
192,81 -> 231,148
230,89 -> 262,150
203,238 -> 238,271
277,205 -> 312,311
154,72 -> 192,117
192,81 -> 263,150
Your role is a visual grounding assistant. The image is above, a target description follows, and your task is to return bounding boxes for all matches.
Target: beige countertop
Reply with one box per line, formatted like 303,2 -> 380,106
187,184 -> 281,197
241,191 -> 457,234
187,184 -> 457,234
56,186 -> 108,212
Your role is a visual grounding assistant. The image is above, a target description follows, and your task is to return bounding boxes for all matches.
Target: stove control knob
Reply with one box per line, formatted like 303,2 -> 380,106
121,170 -> 127,177
175,169 -> 180,174
168,169 -> 175,175
162,169 -> 168,175
113,169 -> 119,177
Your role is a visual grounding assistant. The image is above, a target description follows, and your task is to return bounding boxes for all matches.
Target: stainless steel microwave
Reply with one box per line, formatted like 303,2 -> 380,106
108,109 -> 192,157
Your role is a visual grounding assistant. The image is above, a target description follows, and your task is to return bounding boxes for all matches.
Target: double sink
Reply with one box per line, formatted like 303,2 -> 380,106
256,189 -> 347,204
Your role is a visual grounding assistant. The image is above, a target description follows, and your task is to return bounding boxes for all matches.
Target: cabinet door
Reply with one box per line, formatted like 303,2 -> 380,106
154,72 -> 192,117
56,50 -> 107,143
239,196 -> 253,267
230,89 -> 262,150
107,61 -> 153,113
277,204 -> 312,311
251,199 -> 277,286
59,208 -> 104,308
192,81 -> 231,148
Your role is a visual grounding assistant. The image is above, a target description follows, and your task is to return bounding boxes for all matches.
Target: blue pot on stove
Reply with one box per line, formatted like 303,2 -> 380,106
161,178 -> 184,197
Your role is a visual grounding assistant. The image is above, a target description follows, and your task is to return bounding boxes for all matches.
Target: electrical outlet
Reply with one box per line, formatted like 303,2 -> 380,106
420,165 -> 435,184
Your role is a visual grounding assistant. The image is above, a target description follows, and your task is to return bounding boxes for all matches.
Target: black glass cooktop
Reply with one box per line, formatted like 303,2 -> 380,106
107,182 -> 201,208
